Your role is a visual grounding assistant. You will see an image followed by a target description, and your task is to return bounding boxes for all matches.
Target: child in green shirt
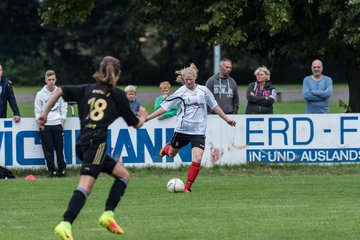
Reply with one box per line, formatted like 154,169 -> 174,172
154,81 -> 177,120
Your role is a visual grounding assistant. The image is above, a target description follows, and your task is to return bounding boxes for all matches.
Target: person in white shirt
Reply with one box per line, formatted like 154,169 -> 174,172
146,63 -> 236,192
34,70 -> 68,177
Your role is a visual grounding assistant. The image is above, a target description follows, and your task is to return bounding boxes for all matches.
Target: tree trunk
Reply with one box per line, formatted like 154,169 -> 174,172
347,51 -> 360,113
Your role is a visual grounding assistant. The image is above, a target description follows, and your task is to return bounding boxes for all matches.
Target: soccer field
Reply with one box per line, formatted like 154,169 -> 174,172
1,172 -> 360,240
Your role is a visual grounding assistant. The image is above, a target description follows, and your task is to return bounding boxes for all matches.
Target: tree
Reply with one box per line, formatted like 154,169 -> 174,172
40,0 -> 95,27
39,0 -> 150,85
136,0 -> 360,112
318,0 -> 360,113
40,0 -> 215,84
40,0 -> 360,111
0,0 -> 46,85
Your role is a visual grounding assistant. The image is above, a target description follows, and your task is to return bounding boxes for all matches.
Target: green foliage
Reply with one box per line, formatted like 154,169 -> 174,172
196,1 -> 248,46
134,0 -> 208,39
40,0 -> 95,26
0,0 -> 45,85
4,58 -> 45,86
338,99 -> 351,112
263,0 -> 292,36
130,0 -> 360,66
316,0 -> 360,49
39,0 -> 154,85
4,0 -> 359,110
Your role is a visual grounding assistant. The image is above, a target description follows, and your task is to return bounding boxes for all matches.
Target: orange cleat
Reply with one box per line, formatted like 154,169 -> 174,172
159,144 -> 170,157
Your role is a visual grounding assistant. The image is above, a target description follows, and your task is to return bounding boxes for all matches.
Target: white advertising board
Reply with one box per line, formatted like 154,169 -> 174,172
0,114 -> 359,168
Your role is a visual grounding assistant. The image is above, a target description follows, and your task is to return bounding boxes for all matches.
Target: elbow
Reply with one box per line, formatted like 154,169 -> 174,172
135,117 -> 146,129
135,122 -> 143,129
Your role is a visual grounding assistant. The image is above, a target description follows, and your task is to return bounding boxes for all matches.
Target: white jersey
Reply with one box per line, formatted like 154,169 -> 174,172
161,84 -> 218,135
34,86 -> 68,125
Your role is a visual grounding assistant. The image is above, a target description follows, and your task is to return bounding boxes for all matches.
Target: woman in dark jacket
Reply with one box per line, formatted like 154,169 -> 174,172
245,66 -> 276,114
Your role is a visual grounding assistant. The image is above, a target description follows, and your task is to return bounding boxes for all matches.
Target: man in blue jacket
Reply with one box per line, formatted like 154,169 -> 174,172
302,59 -> 333,113
0,63 -> 21,122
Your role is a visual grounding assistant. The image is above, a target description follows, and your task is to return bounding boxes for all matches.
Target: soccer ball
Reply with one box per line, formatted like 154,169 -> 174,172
166,178 -> 184,193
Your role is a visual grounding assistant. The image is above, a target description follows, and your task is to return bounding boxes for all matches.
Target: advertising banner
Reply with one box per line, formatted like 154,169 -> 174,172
0,114 -> 359,168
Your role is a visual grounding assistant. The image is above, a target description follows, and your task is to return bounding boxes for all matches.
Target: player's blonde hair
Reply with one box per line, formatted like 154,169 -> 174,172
175,63 -> 198,84
93,56 -> 121,86
254,66 -> 271,80
159,81 -> 171,90
125,85 -> 137,93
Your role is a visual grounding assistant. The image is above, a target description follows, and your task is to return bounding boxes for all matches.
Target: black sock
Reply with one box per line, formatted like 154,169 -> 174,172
63,189 -> 87,224
105,179 -> 127,211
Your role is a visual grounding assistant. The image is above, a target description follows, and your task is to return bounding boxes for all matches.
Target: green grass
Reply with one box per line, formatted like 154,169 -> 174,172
274,100 -> 345,114
13,101 -> 347,117
12,101 -> 346,118
2,165 -> 360,240
3,84 -> 351,239
273,83 -> 348,91
13,84 -> 349,93
12,86 -> 41,93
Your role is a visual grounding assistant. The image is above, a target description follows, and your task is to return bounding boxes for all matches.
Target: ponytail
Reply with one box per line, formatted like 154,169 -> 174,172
93,56 -> 121,86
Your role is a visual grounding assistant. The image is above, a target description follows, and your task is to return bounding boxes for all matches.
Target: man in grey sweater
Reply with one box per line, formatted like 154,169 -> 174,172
205,58 -> 239,114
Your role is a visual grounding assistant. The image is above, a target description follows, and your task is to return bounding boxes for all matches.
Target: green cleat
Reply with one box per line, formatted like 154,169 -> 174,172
54,221 -> 74,240
99,210 -> 124,235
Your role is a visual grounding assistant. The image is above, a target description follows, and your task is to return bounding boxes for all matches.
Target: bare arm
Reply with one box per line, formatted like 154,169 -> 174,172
213,105 -> 236,127
146,107 -> 167,122
135,107 -> 148,129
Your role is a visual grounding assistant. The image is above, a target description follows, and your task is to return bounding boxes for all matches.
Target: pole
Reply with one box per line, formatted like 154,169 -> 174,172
213,44 -> 221,74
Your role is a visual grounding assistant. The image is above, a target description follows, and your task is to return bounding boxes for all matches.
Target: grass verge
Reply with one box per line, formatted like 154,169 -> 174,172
1,165 -> 360,240
10,163 -> 360,178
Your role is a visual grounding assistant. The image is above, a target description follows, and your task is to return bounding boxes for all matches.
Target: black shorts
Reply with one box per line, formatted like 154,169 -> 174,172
170,132 -> 205,150
76,142 -> 117,179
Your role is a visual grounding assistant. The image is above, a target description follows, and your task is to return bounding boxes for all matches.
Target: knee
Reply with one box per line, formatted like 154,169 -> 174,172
45,152 -> 52,158
192,155 -> 202,163
168,149 -> 179,158
121,170 -> 130,181
113,162 -> 131,181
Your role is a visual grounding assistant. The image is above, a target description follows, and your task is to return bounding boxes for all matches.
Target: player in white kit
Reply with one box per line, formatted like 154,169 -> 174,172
146,63 -> 236,192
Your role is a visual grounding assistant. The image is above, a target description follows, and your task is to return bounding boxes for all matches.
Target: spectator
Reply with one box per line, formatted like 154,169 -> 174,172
154,81 -> 177,120
125,85 -> 141,115
302,59 -> 333,113
146,63 -> 236,193
37,56 -> 147,239
205,58 -> 239,114
245,66 -> 276,114
34,70 -> 68,178
0,63 -> 21,122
